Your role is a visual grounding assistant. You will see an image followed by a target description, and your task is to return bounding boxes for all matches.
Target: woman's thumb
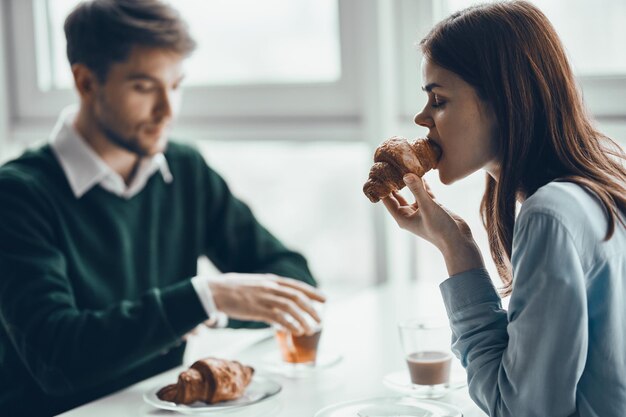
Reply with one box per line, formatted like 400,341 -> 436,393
403,174 -> 430,203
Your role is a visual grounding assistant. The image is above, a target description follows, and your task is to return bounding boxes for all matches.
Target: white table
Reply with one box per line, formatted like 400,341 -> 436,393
59,281 -> 487,416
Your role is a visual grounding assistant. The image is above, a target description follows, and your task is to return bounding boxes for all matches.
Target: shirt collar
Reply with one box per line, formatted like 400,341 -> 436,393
49,106 -> 173,199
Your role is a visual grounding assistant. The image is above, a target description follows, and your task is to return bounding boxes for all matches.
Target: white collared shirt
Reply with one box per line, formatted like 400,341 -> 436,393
49,106 -> 173,199
49,106 -> 227,329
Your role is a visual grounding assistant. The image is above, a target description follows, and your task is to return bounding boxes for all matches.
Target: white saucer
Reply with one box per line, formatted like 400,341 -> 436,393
314,395 -> 463,417
383,367 -> 466,399
143,376 -> 281,414
259,350 -> 343,377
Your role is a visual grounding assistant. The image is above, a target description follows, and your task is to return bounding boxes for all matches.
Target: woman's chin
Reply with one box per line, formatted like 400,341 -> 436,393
438,170 -> 455,185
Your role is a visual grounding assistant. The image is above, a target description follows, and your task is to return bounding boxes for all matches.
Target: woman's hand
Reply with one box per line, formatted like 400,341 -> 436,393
382,173 -> 485,276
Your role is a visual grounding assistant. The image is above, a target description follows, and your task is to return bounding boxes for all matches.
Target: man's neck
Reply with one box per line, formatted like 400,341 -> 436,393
73,106 -> 141,184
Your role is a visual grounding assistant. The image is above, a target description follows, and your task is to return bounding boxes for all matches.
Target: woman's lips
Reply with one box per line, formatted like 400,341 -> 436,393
426,137 -> 443,166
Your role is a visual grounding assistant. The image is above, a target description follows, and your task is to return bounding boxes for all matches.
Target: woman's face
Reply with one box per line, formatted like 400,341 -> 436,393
414,57 -> 500,184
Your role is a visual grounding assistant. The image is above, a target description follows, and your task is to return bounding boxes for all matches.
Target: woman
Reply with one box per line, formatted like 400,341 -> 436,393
383,2 -> 626,416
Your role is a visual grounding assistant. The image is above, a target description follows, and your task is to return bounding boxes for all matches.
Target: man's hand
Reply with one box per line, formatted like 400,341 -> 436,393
208,274 -> 326,335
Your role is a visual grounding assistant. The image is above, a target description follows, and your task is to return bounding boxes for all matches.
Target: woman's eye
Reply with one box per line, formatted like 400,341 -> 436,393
431,94 -> 445,108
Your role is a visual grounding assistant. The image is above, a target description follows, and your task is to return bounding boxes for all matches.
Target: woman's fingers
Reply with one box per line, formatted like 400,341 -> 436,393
422,180 -> 437,200
403,174 -> 434,207
392,190 -> 409,206
382,196 -> 406,224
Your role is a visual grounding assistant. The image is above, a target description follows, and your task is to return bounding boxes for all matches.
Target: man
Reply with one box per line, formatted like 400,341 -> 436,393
0,1 -> 323,415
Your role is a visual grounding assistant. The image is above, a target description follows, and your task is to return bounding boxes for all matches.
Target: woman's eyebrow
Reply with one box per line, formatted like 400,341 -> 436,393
421,82 -> 443,92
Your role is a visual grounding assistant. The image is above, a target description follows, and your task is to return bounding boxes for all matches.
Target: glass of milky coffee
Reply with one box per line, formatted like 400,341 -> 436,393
398,318 -> 453,398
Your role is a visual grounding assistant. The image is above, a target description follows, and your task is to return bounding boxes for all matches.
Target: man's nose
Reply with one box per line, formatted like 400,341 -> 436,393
154,90 -> 173,120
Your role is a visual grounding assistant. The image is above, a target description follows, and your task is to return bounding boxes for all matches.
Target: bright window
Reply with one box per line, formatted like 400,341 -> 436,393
38,0 -> 341,90
398,0 -> 626,120
438,0 -> 626,76
194,140 -> 377,294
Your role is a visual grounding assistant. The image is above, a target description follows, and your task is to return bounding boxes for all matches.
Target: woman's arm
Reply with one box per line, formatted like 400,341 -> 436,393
440,212 -> 586,416
383,174 -> 586,416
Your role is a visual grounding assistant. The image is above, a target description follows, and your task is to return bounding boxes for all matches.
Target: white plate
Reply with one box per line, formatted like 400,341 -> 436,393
314,396 -> 463,417
143,376 -> 281,414
259,351 -> 343,377
383,368 -> 466,398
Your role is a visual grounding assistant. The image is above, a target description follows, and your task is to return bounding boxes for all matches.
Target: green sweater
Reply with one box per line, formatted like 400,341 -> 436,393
0,142 -> 315,416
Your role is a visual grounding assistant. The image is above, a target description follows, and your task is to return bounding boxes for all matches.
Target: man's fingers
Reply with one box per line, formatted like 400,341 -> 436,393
268,307 -> 303,335
268,285 -> 321,323
269,297 -> 314,335
273,277 -> 326,303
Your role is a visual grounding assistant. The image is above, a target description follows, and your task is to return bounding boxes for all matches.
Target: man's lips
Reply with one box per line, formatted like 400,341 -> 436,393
144,124 -> 168,136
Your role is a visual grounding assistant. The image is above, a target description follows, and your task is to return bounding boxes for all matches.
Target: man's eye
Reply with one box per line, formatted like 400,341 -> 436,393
134,84 -> 155,93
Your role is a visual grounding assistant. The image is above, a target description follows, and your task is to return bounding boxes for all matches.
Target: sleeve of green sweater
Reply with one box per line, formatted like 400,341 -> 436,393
0,170 -> 207,396
198,160 -> 317,328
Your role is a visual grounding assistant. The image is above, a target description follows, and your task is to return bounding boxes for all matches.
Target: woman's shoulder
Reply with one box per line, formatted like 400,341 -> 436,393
518,181 -> 624,253
521,181 -> 603,219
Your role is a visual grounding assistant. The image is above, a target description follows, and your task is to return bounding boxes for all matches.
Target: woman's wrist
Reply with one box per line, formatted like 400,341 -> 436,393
440,239 -> 485,277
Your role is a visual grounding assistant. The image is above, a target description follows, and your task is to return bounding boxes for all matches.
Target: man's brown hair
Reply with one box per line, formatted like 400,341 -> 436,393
64,0 -> 196,81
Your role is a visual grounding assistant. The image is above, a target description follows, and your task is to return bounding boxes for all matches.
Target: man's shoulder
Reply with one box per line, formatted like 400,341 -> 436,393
164,140 -> 204,163
164,140 -> 223,180
0,145 -> 61,189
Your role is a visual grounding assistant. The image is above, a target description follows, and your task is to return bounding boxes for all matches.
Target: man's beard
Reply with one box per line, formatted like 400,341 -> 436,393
94,94 -> 164,157
97,118 -> 150,157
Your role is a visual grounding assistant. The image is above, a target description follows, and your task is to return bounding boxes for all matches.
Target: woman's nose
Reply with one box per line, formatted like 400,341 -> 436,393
414,110 -> 433,128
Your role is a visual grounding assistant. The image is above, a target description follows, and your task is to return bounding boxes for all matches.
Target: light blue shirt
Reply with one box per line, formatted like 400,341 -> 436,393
440,181 -> 626,417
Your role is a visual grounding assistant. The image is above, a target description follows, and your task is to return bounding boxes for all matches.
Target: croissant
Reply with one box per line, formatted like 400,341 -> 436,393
363,137 -> 441,203
157,357 -> 254,405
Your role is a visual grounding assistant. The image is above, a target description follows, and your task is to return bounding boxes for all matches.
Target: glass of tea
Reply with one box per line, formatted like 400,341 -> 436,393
275,301 -> 323,366
397,318 -> 453,398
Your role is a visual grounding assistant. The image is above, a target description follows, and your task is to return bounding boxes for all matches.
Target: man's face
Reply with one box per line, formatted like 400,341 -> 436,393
91,46 -> 186,156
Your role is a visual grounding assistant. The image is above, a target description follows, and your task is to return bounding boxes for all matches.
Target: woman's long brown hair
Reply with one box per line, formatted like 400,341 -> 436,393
420,1 -> 626,295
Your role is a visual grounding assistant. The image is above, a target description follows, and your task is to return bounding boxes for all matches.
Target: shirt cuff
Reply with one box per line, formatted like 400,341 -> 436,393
191,275 -> 228,328
439,267 -> 501,315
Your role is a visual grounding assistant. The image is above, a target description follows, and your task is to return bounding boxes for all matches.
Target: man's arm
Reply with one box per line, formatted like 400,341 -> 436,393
203,165 -> 315,284
199,163 -> 318,328
0,172 -> 207,396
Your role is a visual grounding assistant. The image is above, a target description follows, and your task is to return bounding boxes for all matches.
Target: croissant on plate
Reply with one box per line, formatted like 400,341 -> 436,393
363,137 -> 442,203
157,357 -> 254,405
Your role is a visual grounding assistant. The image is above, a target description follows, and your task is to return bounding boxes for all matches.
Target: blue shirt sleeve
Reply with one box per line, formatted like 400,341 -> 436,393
439,211 -> 587,417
